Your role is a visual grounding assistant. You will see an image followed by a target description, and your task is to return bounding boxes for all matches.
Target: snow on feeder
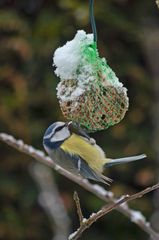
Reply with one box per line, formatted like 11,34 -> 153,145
53,30 -> 129,132
53,30 -> 128,132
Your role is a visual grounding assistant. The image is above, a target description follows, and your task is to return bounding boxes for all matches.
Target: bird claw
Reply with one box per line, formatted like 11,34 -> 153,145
89,138 -> 96,145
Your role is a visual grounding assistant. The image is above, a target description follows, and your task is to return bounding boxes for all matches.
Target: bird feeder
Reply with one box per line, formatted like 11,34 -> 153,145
53,0 -> 128,132
53,30 -> 128,132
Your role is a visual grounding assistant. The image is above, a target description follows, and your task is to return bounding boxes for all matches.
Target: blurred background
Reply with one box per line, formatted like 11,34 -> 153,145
0,0 -> 159,239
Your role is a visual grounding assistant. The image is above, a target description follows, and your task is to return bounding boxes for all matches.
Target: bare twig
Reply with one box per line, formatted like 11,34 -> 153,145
73,192 -> 84,225
69,185 -> 159,240
30,163 -> 71,240
0,133 -> 159,240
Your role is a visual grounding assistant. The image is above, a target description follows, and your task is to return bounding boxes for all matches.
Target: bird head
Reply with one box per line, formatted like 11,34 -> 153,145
43,121 -> 71,150
43,121 -> 92,152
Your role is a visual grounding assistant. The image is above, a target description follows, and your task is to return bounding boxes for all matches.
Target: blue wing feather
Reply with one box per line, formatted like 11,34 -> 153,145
50,148 -> 111,184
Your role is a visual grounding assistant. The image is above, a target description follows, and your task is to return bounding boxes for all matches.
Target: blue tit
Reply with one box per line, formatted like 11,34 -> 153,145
43,121 -> 146,185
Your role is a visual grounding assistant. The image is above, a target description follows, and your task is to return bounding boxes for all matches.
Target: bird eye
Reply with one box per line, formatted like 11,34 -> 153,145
55,125 -> 64,132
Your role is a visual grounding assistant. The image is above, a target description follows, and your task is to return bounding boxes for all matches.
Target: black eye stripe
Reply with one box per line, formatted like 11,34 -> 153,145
55,125 -> 64,132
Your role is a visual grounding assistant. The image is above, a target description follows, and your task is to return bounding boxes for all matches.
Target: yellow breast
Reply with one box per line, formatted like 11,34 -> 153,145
60,134 -> 106,172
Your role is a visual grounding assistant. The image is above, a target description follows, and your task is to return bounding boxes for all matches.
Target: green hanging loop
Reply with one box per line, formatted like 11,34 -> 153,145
89,0 -> 97,43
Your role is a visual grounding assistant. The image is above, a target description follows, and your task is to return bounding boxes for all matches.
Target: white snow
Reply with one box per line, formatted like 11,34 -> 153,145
82,218 -> 87,223
53,30 -> 96,101
0,133 -> 14,142
53,29 -> 128,102
93,184 -> 114,198
54,30 -> 93,80
90,211 -> 102,218
28,146 -> 35,154
36,150 -> 45,157
17,140 -> 24,146
70,86 -> 85,99
120,202 -> 129,210
101,57 -> 123,88
130,210 -> 146,223
68,230 -> 78,240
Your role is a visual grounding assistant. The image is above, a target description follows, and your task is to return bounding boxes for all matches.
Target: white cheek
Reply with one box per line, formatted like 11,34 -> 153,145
51,127 -> 70,142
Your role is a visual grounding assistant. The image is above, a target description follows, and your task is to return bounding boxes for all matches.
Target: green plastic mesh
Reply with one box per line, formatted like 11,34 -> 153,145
58,43 -> 129,132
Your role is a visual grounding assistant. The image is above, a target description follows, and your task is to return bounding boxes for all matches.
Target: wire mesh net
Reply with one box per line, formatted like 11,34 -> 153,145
57,42 -> 129,132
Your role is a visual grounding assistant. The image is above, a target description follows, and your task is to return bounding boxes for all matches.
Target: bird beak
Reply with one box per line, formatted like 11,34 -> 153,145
68,121 -> 73,126
65,121 -> 72,127
67,121 -> 91,142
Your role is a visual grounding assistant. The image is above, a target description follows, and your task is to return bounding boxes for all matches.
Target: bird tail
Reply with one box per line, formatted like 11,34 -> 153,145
104,154 -> 147,168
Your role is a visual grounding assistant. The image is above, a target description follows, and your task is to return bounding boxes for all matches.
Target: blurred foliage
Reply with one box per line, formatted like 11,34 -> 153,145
0,0 -> 158,239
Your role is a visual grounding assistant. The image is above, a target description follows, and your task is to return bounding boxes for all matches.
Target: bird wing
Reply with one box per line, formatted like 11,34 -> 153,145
56,148 -> 112,185
72,154 -> 112,184
60,133 -> 106,173
59,134 -> 112,184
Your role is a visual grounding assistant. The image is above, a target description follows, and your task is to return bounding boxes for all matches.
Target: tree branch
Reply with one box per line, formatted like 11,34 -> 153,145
0,133 -> 159,240
73,192 -> 84,225
69,185 -> 159,240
